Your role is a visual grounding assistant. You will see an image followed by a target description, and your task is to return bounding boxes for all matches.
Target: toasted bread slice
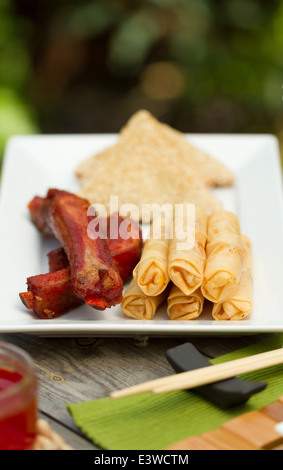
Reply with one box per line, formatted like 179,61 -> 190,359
76,110 -> 229,221
119,110 -> 234,187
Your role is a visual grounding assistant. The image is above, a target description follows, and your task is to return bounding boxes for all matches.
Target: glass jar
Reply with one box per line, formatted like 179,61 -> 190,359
0,341 -> 38,450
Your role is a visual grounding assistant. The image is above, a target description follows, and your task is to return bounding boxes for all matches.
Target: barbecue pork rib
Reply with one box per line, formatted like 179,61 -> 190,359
41,190 -> 124,309
21,195 -> 143,317
20,268 -> 84,319
20,228 -> 143,319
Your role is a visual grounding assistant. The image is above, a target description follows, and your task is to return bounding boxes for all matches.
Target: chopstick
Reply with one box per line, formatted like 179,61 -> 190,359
110,348 -> 283,399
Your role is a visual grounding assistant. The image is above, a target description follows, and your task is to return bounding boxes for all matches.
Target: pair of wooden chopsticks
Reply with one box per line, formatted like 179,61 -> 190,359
110,348 -> 283,399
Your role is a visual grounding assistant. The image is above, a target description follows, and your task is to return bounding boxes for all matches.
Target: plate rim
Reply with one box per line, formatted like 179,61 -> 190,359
1,132 -> 283,337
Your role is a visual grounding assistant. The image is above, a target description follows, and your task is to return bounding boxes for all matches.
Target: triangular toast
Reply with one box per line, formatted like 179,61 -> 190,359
76,110 -> 231,221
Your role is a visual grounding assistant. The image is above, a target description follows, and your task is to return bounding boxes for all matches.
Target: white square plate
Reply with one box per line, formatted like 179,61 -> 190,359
0,133 -> 283,336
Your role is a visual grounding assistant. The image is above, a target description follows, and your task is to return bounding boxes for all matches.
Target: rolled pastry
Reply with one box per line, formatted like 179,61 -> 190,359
212,235 -> 253,320
121,278 -> 167,320
133,220 -> 170,296
168,205 -> 207,295
167,284 -> 204,320
201,211 -> 244,303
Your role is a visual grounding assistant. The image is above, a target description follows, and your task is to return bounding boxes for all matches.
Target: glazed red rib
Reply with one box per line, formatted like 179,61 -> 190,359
47,247 -> 69,272
20,223 -> 142,319
19,269 -> 83,319
47,226 -> 143,283
27,189 -> 62,236
28,190 -> 142,287
44,190 -> 123,309
21,199 -> 143,318
46,213 -> 143,281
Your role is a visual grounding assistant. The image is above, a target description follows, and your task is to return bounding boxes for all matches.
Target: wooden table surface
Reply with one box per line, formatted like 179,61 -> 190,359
0,331 -> 274,450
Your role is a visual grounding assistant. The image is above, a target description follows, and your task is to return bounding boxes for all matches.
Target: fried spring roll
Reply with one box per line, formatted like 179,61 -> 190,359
167,285 -> 204,320
46,190 -> 123,309
212,235 -> 253,321
201,211 -> 244,303
133,220 -> 170,296
121,278 -> 167,320
168,205 -> 207,295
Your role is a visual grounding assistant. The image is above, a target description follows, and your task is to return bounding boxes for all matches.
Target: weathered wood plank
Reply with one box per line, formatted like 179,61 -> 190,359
0,332 -> 274,450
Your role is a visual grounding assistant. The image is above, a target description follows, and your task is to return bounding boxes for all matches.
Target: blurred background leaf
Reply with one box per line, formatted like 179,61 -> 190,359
0,0 -> 38,167
0,89 -> 38,157
0,0 -> 283,168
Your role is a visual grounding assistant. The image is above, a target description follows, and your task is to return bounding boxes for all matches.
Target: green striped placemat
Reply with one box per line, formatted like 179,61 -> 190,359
68,334 -> 283,450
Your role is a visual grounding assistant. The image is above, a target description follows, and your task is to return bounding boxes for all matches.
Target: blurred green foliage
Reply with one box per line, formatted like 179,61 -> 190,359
0,0 -> 38,161
1,0 -> 283,166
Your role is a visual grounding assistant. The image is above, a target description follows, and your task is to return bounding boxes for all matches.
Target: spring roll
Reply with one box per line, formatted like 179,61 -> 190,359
168,205 -> 207,295
212,235 -> 253,320
121,278 -> 167,320
201,211 -> 244,303
133,219 -> 170,296
167,284 -> 204,320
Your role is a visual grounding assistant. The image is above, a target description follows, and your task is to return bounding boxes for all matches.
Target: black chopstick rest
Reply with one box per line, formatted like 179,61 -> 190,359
166,343 -> 267,408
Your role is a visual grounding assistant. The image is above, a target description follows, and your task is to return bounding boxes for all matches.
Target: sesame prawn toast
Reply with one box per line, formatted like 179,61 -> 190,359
119,110 -> 234,187
76,110 -> 234,200
76,136 -> 222,222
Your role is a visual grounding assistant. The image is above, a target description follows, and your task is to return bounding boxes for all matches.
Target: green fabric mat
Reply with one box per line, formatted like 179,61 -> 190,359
67,334 -> 283,450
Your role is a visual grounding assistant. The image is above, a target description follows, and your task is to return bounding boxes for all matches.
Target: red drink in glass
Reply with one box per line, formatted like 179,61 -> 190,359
0,341 -> 38,450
